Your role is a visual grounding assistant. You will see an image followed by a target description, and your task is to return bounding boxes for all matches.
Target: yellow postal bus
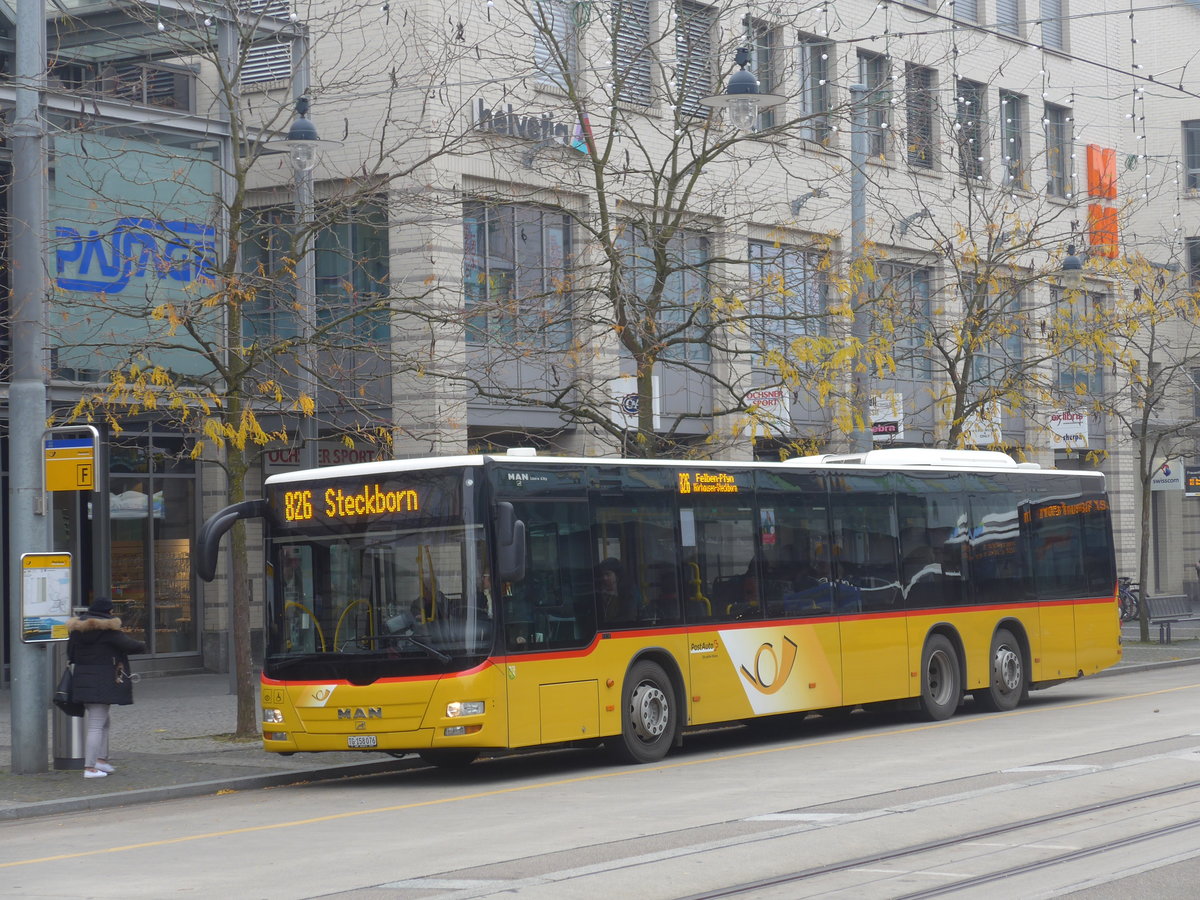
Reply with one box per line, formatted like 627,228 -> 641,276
197,448 -> 1120,766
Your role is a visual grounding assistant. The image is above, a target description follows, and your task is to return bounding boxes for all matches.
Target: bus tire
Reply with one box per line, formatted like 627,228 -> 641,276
607,660 -> 677,764
975,628 -> 1026,713
418,749 -> 479,768
919,634 -> 961,721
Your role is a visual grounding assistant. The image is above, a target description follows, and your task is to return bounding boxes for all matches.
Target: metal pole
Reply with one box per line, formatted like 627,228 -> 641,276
848,83 -> 873,454
292,37 -> 318,472
9,0 -> 52,773
217,16 -> 240,695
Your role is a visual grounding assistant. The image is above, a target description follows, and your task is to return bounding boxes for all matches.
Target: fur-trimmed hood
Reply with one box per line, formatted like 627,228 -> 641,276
66,615 -> 125,632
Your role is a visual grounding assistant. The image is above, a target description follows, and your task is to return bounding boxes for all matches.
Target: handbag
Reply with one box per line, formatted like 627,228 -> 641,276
53,666 -> 84,718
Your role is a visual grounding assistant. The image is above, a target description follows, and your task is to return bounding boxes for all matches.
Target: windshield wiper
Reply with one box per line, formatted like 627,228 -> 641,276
392,633 -> 451,664
265,654 -> 325,675
350,633 -> 452,663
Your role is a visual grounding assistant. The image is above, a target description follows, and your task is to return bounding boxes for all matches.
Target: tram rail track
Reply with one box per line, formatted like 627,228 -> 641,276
676,779 -> 1200,899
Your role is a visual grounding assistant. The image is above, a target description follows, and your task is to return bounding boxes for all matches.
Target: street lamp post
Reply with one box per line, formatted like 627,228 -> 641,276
267,97 -> 340,471
8,0 -> 53,774
848,83 -> 873,453
699,47 -> 786,132
1060,244 -> 1086,291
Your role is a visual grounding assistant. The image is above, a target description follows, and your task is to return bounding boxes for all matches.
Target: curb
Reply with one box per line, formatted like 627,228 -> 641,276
1095,655 -> 1200,677
0,757 -> 415,822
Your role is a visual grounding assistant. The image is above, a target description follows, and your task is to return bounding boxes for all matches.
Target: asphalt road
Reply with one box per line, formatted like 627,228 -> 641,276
3,664 -> 1200,899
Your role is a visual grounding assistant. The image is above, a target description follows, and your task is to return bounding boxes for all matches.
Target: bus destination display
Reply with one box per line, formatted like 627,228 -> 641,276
281,483 -> 421,523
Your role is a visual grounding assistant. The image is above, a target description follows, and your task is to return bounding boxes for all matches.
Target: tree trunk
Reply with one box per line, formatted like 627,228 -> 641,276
226,438 -> 258,737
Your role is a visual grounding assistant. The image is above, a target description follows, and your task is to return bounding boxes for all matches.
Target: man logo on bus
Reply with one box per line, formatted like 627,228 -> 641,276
678,473 -> 692,494
739,636 -> 799,696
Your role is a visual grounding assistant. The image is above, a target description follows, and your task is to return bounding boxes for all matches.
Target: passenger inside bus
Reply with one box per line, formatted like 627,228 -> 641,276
596,558 -> 636,622
726,573 -> 762,619
642,563 -> 680,622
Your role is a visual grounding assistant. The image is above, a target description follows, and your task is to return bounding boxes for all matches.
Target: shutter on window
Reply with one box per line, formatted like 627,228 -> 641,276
1040,0 -> 1064,50
535,1 -> 576,88
955,0 -> 978,22
675,1 -> 714,118
613,0 -> 652,106
996,0 -> 1019,34
240,0 -> 293,85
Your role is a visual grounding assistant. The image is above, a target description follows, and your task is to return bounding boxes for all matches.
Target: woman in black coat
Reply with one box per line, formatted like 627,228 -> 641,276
66,597 -> 146,779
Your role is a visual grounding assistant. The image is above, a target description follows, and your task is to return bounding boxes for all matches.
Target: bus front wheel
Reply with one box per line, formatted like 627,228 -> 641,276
607,660 -> 677,764
975,628 -> 1027,713
919,635 -> 961,721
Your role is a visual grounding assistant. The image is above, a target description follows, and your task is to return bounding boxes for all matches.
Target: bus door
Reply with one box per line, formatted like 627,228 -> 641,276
491,465 -> 602,748
1028,479 -> 1094,680
674,467 -> 767,724
748,470 -> 843,714
830,475 -> 907,706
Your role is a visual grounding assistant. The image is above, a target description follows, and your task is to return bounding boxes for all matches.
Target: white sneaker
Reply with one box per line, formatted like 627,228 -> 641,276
83,769 -> 108,778
95,761 -> 115,774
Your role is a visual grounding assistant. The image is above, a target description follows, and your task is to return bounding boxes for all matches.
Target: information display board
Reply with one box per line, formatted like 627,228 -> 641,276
20,553 -> 73,643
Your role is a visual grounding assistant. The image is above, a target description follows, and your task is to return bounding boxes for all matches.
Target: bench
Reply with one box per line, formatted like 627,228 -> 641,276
1145,594 -> 1200,644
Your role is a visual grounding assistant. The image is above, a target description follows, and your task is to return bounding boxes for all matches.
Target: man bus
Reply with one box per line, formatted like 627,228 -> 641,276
197,448 -> 1120,766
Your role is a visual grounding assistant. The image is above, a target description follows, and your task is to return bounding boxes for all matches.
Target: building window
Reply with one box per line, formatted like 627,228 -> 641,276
1000,91 -> 1027,187
858,51 -> 890,158
798,34 -> 833,143
746,19 -> 780,131
1191,367 -> 1200,419
954,0 -> 979,23
1184,121 -> 1200,190
996,0 -> 1021,36
239,0 -> 292,85
107,427 -> 199,656
1040,0 -> 1066,51
613,0 -> 652,106
975,287 -> 1025,389
1045,103 -> 1073,198
906,64 -> 936,169
314,206 -> 390,341
871,262 -> 932,380
674,1 -> 716,118
1187,237 -> 1200,287
1054,288 -> 1104,394
463,202 -> 573,349
243,203 -> 390,343
619,226 -> 711,362
747,241 -> 826,357
534,0 -> 579,91
956,79 -> 986,180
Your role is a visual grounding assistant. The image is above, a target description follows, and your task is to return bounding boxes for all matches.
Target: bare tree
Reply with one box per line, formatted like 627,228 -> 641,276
48,0 -> 477,734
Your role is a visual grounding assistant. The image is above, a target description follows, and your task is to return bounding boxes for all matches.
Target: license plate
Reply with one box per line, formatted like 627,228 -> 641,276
347,735 -> 377,748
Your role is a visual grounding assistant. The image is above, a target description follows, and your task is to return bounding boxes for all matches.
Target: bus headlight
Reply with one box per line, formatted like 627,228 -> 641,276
262,708 -> 285,724
263,731 -> 288,741
446,701 -> 485,718
444,724 -> 483,737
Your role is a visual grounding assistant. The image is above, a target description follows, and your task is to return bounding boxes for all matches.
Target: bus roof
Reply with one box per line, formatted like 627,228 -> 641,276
263,447 -> 1107,487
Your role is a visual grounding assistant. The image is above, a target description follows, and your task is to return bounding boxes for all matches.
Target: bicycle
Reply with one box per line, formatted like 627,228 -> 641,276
1118,576 -> 1141,622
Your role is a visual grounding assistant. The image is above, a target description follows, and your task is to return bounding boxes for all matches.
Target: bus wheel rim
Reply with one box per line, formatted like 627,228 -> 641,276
927,650 -> 952,705
631,683 -> 669,742
994,645 -> 1021,693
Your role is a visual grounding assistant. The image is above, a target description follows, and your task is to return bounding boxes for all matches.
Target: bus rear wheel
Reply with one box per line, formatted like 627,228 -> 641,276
919,635 -> 961,721
975,628 -> 1027,713
607,660 -> 677,764
418,749 -> 479,768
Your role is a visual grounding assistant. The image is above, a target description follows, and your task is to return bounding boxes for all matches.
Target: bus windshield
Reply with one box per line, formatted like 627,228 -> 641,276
262,468 -> 493,682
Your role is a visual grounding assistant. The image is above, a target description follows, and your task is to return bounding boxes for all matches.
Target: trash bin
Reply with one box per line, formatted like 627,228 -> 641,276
52,643 -> 84,770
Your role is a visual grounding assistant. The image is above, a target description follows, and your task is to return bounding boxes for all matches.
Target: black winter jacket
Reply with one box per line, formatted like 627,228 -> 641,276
66,615 -> 147,705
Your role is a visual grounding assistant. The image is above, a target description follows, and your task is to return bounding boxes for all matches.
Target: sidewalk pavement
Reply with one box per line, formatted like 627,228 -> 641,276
3,619 -> 1199,821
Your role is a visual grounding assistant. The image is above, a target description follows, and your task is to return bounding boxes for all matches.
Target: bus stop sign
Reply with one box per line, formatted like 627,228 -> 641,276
43,428 -> 98,491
